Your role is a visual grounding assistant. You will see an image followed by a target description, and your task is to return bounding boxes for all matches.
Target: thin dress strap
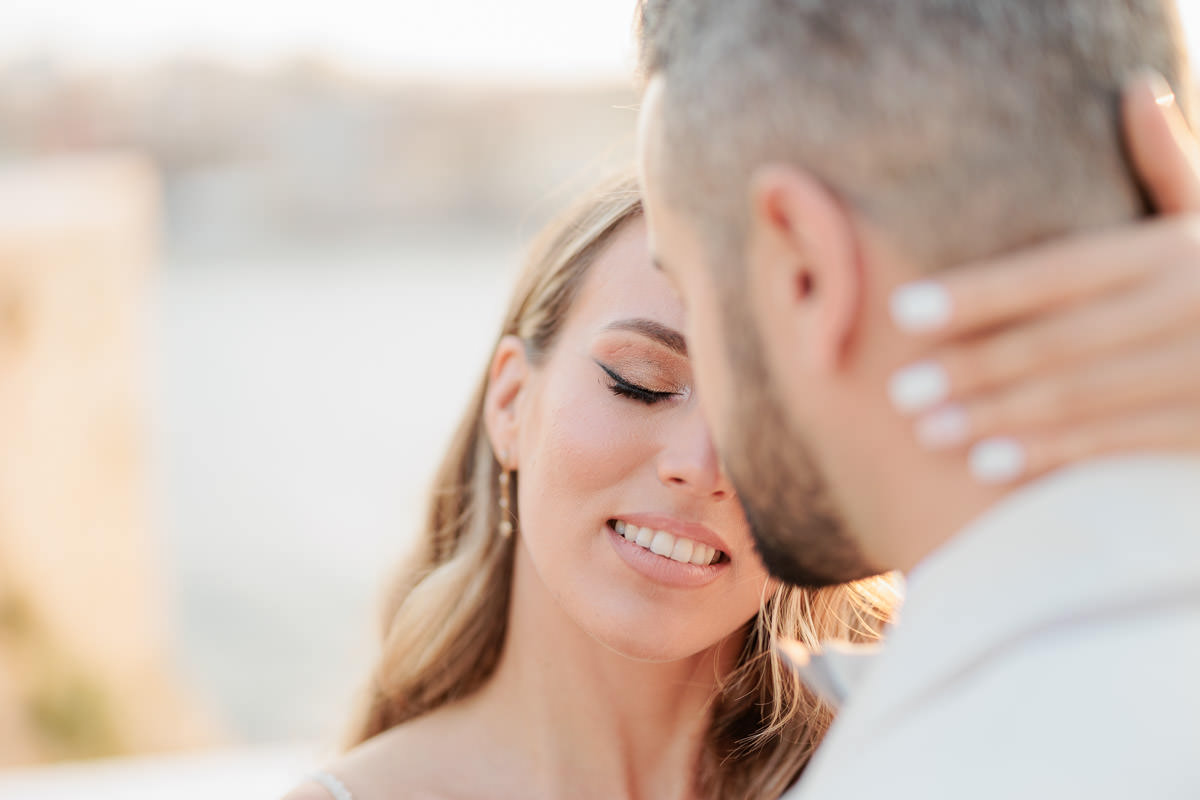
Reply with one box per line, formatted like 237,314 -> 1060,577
310,771 -> 354,800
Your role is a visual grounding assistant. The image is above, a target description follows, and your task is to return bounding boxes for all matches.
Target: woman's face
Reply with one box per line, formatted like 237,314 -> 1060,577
496,218 -> 774,662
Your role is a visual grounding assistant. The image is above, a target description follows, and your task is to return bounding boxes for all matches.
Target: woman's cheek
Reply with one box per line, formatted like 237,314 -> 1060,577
536,382 -> 653,495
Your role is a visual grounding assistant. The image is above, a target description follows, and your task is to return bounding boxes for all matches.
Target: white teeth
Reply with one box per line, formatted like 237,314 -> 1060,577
613,520 -> 723,567
670,538 -> 694,563
635,526 -> 654,547
649,531 -> 675,557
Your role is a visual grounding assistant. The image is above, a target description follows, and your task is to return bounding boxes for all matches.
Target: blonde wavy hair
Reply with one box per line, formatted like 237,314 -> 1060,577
347,172 -> 899,799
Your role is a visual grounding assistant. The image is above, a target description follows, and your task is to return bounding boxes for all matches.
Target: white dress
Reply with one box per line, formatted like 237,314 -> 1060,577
310,771 -> 354,800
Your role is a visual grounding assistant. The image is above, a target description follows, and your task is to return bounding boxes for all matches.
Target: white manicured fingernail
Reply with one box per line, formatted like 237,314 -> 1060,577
969,438 -> 1027,484
890,281 -> 952,333
1134,69 -> 1176,107
889,360 -> 950,414
1152,77 -> 1176,106
916,404 -> 970,450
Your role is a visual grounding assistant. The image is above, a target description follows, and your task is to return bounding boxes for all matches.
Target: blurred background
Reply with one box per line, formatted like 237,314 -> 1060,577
0,1 -> 1198,797
0,2 -> 639,796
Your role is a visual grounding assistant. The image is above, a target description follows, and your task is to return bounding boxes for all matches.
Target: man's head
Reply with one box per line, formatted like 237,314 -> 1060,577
635,0 -> 1189,585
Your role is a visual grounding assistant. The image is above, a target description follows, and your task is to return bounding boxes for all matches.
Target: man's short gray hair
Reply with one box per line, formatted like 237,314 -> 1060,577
637,0 -> 1190,271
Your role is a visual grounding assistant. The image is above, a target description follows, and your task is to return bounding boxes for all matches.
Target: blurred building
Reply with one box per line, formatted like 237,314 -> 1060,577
0,155 -> 216,765
0,56 -> 638,257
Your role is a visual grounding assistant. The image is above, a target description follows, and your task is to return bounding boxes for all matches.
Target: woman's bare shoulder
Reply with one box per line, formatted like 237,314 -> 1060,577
289,712 -> 476,800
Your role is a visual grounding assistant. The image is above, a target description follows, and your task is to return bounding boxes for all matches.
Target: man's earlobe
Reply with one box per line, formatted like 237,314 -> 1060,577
750,164 -> 862,373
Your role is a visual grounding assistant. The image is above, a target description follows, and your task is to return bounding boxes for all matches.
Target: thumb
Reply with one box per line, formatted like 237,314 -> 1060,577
1122,69 -> 1200,215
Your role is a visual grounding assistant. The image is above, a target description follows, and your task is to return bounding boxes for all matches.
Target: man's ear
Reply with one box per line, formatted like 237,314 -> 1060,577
748,165 -> 862,372
484,335 -> 530,467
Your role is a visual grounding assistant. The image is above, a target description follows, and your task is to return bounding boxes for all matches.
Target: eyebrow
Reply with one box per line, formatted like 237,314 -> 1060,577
603,318 -> 688,357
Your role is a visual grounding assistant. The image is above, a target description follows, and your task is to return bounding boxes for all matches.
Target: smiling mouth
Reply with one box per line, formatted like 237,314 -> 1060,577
608,519 -> 727,566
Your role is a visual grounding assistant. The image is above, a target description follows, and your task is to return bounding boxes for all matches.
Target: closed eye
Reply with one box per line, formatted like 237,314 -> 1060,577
597,362 -> 677,406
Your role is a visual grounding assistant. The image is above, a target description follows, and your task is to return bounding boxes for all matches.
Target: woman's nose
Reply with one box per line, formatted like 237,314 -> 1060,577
656,405 -> 735,500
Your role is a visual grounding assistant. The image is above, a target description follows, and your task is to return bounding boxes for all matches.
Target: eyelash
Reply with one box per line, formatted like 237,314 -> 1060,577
597,363 -> 676,406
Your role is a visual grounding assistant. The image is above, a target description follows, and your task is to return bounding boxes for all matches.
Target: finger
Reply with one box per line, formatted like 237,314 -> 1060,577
924,264 -> 1200,402
887,216 -> 1198,340
890,72 -> 1200,341
1123,70 -> 1200,215
965,408 -> 1200,485
1020,408 -> 1200,483
918,334 -> 1200,449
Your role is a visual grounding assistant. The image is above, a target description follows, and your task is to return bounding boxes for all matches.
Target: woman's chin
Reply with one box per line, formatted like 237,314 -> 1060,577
556,587 -> 755,665
584,623 -> 729,664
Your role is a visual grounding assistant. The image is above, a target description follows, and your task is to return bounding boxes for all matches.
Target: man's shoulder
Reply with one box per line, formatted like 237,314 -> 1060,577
796,605 -> 1200,798
879,455 -> 1200,716
939,455 -> 1200,573
914,606 -> 1200,746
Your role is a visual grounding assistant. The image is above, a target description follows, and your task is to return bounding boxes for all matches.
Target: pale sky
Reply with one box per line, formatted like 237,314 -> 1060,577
0,1 -> 640,83
1,0 -> 1199,84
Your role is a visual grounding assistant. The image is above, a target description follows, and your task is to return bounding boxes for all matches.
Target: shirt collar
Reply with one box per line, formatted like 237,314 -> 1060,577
776,637 -> 884,709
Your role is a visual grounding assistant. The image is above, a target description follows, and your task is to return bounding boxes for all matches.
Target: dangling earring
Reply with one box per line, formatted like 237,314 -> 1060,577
497,451 -> 514,539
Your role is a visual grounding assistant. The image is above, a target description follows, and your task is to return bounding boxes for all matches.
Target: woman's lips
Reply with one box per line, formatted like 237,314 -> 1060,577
611,519 -> 722,565
610,512 -> 731,559
604,519 -> 730,589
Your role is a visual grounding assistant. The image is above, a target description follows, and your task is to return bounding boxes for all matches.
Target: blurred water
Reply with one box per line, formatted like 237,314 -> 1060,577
148,236 -> 520,745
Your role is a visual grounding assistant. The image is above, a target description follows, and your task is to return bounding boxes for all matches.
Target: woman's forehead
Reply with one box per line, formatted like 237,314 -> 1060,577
571,219 -> 687,333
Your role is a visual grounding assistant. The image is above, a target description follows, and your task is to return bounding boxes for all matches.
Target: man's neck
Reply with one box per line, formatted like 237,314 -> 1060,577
831,242 -> 1015,575
874,456 -> 1009,574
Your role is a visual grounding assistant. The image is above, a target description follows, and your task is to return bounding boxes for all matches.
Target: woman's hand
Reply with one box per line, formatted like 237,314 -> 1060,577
887,71 -> 1200,484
